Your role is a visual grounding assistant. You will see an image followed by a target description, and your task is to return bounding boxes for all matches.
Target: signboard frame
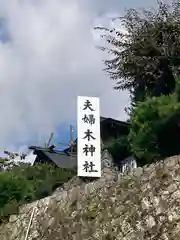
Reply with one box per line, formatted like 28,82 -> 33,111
77,96 -> 101,177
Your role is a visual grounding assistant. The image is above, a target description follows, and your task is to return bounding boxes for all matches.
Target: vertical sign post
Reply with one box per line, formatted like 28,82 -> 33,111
77,96 -> 101,177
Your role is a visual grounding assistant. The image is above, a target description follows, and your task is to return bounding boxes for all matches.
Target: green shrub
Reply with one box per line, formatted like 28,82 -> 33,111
0,172 -> 34,207
0,163 -> 76,221
0,171 -> 34,222
106,135 -> 131,165
11,163 -> 76,199
129,93 -> 180,165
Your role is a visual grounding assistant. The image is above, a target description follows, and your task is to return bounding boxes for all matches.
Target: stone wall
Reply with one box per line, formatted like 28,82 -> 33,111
1,155 -> 180,239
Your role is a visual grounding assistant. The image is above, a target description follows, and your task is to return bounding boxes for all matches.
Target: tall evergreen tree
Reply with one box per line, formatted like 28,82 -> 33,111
96,1 -> 180,109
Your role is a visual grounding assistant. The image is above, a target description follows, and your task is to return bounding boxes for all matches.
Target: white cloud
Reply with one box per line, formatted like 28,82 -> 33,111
0,0 -> 130,151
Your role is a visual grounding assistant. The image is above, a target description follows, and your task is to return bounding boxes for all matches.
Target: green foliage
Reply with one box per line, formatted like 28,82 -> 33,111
0,171 -> 34,207
0,163 -> 76,222
95,1 -> 180,165
0,171 -> 34,222
10,163 -> 76,199
0,158 -> 8,169
96,1 -> 180,109
129,91 -> 180,164
106,135 -> 131,165
0,158 -> 20,171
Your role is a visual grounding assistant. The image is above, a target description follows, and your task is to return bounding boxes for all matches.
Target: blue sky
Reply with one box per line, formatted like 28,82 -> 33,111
0,0 -> 160,154
54,124 -> 77,150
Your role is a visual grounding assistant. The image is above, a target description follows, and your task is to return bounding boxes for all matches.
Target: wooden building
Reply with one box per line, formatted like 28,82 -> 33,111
64,116 -> 131,152
100,116 -> 130,145
29,116 -> 131,169
29,146 -> 76,168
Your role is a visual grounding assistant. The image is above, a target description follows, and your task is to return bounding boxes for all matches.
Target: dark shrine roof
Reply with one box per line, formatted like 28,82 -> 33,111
100,116 -> 130,127
63,116 -> 130,152
29,116 -> 130,167
29,146 -> 76,168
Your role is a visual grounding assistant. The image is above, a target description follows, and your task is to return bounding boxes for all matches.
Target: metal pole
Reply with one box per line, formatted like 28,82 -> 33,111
24,202 -> 37,240
70,125 -> 73,153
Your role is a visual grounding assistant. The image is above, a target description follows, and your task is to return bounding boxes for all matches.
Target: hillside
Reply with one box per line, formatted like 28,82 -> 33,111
1,155 -> 180,240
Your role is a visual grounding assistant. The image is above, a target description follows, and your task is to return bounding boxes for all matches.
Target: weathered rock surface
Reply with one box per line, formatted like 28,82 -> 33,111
1,155 -> 180,239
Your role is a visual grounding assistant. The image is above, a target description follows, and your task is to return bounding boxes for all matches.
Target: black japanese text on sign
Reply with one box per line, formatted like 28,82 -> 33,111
83,161 -> 98,173
83,100 -> 94,111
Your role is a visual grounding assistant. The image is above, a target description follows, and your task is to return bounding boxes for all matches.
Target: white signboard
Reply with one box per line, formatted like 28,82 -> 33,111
77,96 -> 101,177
